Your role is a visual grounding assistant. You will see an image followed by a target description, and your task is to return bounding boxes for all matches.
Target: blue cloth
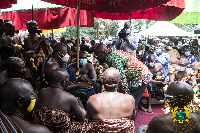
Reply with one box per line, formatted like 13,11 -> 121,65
115,36 -> 138,52
66,67 -> 99,110
155,52 -> 170,76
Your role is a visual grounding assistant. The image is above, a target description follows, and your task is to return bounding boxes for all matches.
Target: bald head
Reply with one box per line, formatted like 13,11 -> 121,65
124,21 -> 131,29
94,43 -> 107,56
5,57 -> 24,70
103,67 -> 121,89
26,20 -> 38,28
0,78 -> 33,103
165,81 -> 193,107
50,68 -> 69,83
179,57 -> 189,66
52,42 -> 68,54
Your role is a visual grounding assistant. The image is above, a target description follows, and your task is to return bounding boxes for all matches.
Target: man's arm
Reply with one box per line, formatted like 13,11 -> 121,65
88,63 -> 97,81
115,38 -> 122,50
126,35 -> 139,50
24,36 -> 44,52
70,96 -> 86,121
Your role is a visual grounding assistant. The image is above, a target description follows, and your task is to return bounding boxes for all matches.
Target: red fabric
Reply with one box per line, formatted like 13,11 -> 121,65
1,7 -> 94,30
94,0 -> 185,21
41,0 -> 171,13
0,0 -> 17,9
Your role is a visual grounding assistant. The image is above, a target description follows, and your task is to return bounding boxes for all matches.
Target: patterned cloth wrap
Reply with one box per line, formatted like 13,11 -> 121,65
0,110 -> 22,133
33,107 -> 80,133
79,118 -> 135,133
106,49 -> 151,93
188,54 -> 197,68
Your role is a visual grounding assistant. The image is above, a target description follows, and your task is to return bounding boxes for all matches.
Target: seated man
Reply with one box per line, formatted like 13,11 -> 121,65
169,57 -> 196,86
33,68 -> 86,132
0,78 -> 51,133
146,81 -> 200,133
0,57 -> 26,88
180,44 -> 196,68
81,67 -> 135,132
43,42 -> 70,85
67,51 -> 98,109
24,51 -> 41,92
94,43 -> 150,121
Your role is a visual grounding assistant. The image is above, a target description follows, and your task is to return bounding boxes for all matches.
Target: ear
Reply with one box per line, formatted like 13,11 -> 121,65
17,98 -> 24,107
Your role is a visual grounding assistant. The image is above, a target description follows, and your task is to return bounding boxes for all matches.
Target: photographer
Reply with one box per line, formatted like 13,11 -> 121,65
115,21 -> 138,56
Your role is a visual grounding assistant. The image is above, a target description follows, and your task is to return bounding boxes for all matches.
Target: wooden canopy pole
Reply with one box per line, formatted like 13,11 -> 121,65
76,0 -> 80,70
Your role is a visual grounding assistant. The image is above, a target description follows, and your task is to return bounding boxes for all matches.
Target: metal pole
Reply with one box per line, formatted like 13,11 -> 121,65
129,12 -> 131,23
77,0 -> 80,70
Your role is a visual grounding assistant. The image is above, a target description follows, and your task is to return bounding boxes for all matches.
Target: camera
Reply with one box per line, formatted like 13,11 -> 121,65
118,28 -> 131,38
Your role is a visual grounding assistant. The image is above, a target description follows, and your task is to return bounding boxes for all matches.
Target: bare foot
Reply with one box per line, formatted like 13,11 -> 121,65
147,108 -> 153,113
139,105 -> 147,112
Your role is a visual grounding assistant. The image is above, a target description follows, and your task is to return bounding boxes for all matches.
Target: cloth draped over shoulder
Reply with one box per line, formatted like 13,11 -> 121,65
33,107 -> 80,133
79,118 -> 135,133
0,110 -> 22,133
106,50 -> 151,93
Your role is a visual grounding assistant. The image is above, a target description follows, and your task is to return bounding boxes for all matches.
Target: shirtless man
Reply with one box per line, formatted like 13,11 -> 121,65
68,50 -> 97,81
169,57 -> 196,86
0,78 -> 51,133
68,51 -> 97,109
85,67 -> 135,132
146,81 -> 200,133
44,42 -> 69,82
33,68 -> 86,132
0,19 -> 6,70
0,57 -> 26,88
44,43 -> 90,90
24,51 -> 40,91
24,20 -> 45,53
0,19 -> 14,70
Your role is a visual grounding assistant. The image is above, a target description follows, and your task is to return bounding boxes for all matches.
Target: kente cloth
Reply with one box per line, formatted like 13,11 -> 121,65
0,110 -> 22,133
168,48 -> 180,62
106,49 -> 151,93
79,118 -> 135,133
66,67 -> 99,110
33,107 -> 79,133
188,54 -> 197,68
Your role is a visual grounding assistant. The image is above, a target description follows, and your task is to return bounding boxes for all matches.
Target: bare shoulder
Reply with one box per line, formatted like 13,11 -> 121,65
118,93 -> 135,101
88,93 -> 99,103
146,115 -> 165,133
0,71 -> 8,85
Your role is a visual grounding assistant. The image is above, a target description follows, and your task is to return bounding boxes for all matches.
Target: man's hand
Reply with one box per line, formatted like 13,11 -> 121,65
79,76 -> 90,82
38,36 -> 45,42
78,82 -> 92,89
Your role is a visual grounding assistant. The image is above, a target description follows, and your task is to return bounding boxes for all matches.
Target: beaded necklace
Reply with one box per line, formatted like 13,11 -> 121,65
42,57 -> 68,85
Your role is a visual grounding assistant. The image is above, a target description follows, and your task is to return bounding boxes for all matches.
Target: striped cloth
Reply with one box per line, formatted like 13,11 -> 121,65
0,110 -> 22,133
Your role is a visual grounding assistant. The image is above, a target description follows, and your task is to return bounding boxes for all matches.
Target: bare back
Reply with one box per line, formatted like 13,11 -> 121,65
87,92 -> 135,120
146,113 -> 200,133
45,58 -> 60,81
38,88 -> 85,121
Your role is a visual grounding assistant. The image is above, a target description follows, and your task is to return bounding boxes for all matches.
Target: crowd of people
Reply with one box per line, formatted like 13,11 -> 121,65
0,19 -> 200,133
